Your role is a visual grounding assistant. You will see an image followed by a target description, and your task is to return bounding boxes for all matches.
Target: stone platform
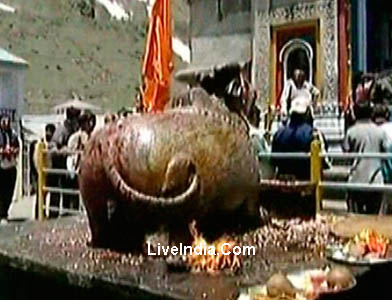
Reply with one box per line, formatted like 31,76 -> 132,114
0,217 -> 390,300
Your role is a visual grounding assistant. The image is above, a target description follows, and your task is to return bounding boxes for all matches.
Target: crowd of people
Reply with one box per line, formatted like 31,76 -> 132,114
3,68 -> 392,222
341,72 -> 392,215
267,69 -> 392,215
31,107 -> 96,218
29,106 -> 139,219
343,100 -> 392,215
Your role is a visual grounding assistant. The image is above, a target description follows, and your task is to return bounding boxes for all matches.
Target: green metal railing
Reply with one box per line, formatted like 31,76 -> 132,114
36,137 -> 392,221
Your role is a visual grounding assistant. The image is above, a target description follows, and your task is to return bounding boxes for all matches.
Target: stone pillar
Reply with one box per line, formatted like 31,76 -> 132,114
357,0 -> 367,72
251,0 -> 271,111
338,0 -> 350,111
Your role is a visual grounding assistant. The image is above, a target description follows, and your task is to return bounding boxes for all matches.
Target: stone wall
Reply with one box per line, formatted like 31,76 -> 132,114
190,0 -> 251,37
191,34 -> 251,67
189,0 -> 251,66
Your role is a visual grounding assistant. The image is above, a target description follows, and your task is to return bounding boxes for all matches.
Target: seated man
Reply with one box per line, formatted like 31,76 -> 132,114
279,68 -> 320,125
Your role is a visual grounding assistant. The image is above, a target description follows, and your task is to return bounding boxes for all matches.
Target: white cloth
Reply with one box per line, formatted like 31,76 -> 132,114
290,96 -> 310,114
380,122 -> 392,144
66,130 -> 89,177
0,154 -> 17,169
279,79 -> 320,115
0,131 -> 18,170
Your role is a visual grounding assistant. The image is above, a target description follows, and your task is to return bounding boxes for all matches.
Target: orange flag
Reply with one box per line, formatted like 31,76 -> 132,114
141,0 -> 173,113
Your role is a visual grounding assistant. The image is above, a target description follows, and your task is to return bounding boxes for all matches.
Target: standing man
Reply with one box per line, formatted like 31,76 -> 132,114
51,107 -> 80,150
33,123 -> 56,175
67,112 -> 96,178
343,101 -> 390,214
49,107 -> 80,217
249,106 -> 275,180
279,68 -> 320,124
0,115 -> 19,224
32,123 -> 56,219
66,112 -> 96,210
372,103 -> 392,214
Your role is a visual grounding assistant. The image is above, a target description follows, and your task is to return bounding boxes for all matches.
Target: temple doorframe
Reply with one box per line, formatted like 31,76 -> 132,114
270,20 -> 321,108
279,38 -> 314,85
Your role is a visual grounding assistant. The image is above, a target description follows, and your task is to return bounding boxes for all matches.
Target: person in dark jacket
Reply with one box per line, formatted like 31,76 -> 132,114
272,110 -> 314,180
0,115 -> 19,224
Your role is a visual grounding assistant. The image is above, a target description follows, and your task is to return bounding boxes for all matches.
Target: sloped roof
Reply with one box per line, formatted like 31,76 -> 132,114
52,99 -> 101,113
175,60 -> 249,85
175,35 -> 250,84
0,48 -> 28,66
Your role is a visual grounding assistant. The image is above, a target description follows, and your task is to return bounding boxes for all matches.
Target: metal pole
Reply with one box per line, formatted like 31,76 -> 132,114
310,139 -> 322,213
257,152 -> 310,158
322,152 -> 392,159
37,141 -> 45,221
321,182 -> 392,192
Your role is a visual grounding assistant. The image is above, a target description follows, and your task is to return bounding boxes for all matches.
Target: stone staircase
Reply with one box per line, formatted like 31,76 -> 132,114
265,111 -> 351,202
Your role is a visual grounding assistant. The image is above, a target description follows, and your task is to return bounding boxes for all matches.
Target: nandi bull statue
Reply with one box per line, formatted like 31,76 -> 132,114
79,87 -> 267,251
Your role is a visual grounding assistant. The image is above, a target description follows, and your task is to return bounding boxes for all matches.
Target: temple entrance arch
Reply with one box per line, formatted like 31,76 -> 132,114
279,38 -> 314,85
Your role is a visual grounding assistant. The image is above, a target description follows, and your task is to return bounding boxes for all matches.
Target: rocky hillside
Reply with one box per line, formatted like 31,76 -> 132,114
0,0 -> 189,114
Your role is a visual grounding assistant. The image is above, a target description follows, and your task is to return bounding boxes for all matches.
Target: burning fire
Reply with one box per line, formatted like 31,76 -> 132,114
356,229 -> 389,257
187,221 -> 242,274
346,229 -> 390,258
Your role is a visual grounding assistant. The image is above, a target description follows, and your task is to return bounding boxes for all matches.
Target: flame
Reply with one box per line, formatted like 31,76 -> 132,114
187,221 -> 242,274
351,229 -> 390,258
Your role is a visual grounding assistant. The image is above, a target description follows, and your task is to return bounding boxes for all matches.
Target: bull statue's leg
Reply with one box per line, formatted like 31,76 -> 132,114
84,196 -> 111,248
106,200 -> 147,253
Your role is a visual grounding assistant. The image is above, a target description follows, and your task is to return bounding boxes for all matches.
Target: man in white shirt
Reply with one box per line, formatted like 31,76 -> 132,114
279,69 -> 320,123
65,113 -> 96,210
67,113 -> 96,176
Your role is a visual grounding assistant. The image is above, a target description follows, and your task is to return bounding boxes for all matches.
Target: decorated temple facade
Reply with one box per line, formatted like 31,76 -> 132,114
253,0 -> 341,113
181,0 -> 392,126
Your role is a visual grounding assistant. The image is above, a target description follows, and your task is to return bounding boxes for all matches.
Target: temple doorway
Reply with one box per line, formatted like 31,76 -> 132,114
271,21 -> 320,108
